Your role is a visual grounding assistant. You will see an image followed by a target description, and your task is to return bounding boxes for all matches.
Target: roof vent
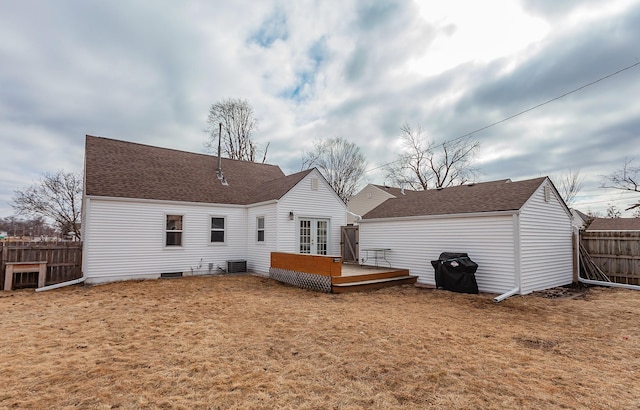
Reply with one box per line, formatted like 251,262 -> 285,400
216,122 -> 228,186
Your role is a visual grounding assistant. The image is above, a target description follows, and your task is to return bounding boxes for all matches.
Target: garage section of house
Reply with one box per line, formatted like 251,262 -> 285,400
357,177 -> 574,297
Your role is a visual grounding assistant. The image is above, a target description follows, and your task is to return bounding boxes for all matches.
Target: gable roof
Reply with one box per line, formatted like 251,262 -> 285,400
586,218 -> 640,231
247,169 -> 315,204
84,135 -> 289,205
362,177 -> 547,219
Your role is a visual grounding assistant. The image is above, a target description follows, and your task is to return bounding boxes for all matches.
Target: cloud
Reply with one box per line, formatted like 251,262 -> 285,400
1,0 -> 639,217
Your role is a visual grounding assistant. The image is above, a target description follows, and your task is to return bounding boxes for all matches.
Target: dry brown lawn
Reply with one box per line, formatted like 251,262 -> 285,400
1,275 -> 639,409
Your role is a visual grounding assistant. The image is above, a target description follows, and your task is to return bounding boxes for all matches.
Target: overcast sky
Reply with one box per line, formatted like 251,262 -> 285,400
1,0 -> 639,218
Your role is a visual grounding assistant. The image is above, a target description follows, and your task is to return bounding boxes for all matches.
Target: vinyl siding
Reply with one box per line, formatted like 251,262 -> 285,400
277,170 -> 347,256
359,214 -> 517,294
519,181 -> 573,294
246,203 -> 278,274
347,184 -> 395,224
84,198 -> 248,283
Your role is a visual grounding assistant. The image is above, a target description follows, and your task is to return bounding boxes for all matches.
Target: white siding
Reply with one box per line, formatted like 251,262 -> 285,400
277,170 -> 347,255
359,215 -> 517,294
246,202 -> 278,274
519,181 -> 573,294
84,198 -> 248,283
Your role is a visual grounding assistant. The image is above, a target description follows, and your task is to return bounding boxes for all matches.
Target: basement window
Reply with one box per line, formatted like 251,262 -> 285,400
166,215 -> 183,246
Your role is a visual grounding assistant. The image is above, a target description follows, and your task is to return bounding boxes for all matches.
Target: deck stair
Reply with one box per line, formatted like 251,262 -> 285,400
331,267 -> 417,293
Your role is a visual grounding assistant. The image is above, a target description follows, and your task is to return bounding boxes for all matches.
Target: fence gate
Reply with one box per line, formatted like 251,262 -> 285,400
580,231 -> 640,285
341,226 -> 359,263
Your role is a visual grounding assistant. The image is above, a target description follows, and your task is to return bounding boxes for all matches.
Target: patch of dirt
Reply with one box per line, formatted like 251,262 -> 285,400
532,282 -> 591,299
1,276 -> 639,409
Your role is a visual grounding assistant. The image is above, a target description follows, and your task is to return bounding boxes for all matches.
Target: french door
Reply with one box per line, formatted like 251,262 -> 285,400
299,218 -> 329,255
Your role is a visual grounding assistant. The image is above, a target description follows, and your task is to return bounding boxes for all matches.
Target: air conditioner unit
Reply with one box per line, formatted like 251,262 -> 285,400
227,260 -> 247,274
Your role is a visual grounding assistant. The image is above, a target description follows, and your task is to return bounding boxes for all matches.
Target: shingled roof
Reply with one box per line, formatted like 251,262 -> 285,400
362,177 -> 548,219
586,218 -> 640,231
371,184 -> 416,197
84,135 -> 302,205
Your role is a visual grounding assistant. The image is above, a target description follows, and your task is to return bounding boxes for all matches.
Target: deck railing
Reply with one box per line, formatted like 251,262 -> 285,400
270,252 -> 342,277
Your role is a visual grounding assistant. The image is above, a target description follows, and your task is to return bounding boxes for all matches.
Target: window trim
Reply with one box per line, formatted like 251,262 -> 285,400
165,214 -> 184,248
256,216 -> 265,243
209,215 -> 227,245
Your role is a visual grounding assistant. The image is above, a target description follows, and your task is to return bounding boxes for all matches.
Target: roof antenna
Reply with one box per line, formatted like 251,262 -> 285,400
216,122 -> 228,186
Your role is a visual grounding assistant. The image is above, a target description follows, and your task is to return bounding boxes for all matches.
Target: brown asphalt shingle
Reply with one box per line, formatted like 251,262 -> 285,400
84,135 -> 297,205
371,184 -> 417,197
586,218 -> 640,231
362,177 -> 547,219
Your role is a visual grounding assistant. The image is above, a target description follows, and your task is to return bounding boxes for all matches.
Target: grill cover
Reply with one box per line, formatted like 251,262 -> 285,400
430,252 -> 479,294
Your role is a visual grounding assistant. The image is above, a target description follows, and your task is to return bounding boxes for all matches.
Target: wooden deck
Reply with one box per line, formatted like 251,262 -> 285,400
269,253 -> 417,293
331,263 -> 416,293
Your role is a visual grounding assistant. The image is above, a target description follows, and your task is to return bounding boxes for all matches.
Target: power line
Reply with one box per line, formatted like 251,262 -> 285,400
365,60 -> 640,174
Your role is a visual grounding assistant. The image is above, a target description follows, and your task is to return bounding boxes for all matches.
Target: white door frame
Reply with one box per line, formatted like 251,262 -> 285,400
297,217 -> 330,255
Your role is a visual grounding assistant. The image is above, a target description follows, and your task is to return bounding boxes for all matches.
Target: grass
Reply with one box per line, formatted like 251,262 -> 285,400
1,275 -> 639,409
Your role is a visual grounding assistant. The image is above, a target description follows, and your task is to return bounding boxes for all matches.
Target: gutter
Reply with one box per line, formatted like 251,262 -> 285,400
35,275 -> 86,292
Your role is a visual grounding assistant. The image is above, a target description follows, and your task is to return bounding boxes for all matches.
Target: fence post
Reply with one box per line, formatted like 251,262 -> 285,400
0,242 -> 4,290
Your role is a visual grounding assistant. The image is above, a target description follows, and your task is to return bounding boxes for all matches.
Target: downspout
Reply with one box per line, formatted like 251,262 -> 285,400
347,210 -> 362,223
578,277 -> 640,291
494,212 -> 521,302
36,276 -> 86,292
576,227 -> 640,291
37,195 -> 89,292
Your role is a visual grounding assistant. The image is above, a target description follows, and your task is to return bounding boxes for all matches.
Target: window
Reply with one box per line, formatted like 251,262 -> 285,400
257,216 -> 265,242
166,215 -> 183,246
210,217 -> 225,243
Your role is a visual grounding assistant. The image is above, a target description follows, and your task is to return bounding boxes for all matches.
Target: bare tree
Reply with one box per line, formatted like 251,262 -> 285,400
205,98 -> 269,163
385,124 -> 480,190
302,138 -> 367,203
553,169 -> 585,207
11,170 -> 82,239
601,157 -> 640,211
605,203 -> 622,218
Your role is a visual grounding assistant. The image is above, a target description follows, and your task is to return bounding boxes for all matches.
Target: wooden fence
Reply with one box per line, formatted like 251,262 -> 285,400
0,241 -> 83,290
580,231 -> 640,285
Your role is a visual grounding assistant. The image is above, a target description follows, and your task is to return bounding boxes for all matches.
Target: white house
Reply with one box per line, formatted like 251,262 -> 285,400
358,177 -> 574,298
82,135 -> 346,284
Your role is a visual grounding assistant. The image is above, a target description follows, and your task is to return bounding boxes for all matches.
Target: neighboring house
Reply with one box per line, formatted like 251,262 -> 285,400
585,218 -> 640,232
358,177 -> 573,297
82,135 -> 346,284
0,231 -> 7,240
571,209 -> 591,230
347,184 -> 414,224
